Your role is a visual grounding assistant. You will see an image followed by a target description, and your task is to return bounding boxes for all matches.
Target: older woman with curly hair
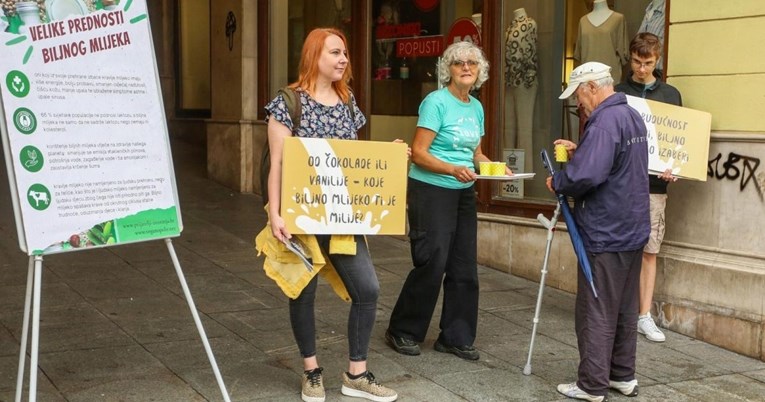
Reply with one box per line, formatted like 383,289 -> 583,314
385,41 -> 507,361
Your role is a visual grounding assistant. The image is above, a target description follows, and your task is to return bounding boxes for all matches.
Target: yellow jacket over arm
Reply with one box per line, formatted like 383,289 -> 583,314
254,223 -> 354,302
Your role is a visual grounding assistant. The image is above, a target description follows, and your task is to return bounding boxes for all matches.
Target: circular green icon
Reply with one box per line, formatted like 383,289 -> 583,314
20,145 -> 44,173
27,183 -> 51,211
13,107 -> 37,134
6,70 -> 30,98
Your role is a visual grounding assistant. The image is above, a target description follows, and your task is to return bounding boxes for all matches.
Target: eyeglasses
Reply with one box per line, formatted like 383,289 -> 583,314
451,60 -> 479,68
630,58 -> 656,70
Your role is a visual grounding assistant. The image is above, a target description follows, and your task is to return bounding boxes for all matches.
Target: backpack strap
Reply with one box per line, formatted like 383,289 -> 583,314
346,90 -> 356,126
262,86 -> 301,207
277,87 -> 302,132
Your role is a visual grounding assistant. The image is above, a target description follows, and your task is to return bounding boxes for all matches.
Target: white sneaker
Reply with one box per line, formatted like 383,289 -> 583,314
609,379 -> 639,396
638,314 -> 666,342
556,382 -> 604,402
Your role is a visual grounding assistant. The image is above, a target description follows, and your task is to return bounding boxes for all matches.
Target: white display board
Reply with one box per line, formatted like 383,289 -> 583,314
0,0 -> 181,255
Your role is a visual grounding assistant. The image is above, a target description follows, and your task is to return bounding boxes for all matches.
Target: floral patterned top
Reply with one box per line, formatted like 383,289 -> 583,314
264,89 -> 366,140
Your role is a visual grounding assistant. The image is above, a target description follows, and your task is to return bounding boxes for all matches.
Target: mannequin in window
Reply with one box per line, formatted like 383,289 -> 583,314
587,0 -> 612,26
504,7 -> 537,173
574,0 -> 628,83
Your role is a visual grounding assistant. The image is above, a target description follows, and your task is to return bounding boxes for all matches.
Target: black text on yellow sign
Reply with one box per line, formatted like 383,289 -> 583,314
280,137 -> 409,235
626,95 -> 712,181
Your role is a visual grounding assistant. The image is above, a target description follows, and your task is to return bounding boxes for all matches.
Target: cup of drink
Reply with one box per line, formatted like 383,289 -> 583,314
479,162 -> 492,176
490,162 -> 507,176
555,144 -> 569,162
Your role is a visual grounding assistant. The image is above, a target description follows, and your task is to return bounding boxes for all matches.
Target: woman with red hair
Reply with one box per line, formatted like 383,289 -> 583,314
264,28 -> 398,402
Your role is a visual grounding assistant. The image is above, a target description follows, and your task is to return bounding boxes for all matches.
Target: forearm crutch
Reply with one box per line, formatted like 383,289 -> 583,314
523,202 -> 561,375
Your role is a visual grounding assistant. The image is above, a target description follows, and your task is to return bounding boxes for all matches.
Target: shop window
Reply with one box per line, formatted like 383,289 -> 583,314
370,0 -> 445,116
369,0 -> 483,116
496,1 -> 560,203
494,0 -> 660,205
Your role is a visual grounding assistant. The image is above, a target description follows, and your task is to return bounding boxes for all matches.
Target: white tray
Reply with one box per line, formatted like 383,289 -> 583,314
476,173 -> 536,181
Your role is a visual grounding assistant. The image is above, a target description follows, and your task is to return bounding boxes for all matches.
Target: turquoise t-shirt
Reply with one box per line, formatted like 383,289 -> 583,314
409,87 -> 485,189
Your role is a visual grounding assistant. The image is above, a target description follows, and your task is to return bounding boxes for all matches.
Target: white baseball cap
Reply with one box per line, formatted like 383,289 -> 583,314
559,62 -> 612,99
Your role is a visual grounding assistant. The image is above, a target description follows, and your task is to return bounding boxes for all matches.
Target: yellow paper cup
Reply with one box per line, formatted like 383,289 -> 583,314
479,162 -> 492,175
490,162 -> 506,176
555,144 -> 569,162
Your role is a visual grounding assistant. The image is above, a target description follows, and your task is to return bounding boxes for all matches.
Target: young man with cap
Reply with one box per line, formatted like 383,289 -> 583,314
547,61 -> 650,401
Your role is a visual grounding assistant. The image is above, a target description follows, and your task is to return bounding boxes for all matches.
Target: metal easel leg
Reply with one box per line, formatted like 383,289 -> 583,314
164,239 -> 231,402
15,257 -> 35,402
523,203 -> 560,375
29,255 -> 43,402
14,255 -> 44,402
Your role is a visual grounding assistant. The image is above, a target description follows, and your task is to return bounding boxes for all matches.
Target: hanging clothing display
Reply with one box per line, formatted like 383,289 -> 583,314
574,12 -> 629,83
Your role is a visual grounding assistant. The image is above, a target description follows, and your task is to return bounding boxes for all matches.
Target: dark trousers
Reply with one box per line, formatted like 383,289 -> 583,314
576,249 -> 642,396
388,178 -> 479,346
289,234 -> 379,362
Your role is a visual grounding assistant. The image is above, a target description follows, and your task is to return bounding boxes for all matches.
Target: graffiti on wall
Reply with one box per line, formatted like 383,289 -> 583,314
708,152 -> 764,201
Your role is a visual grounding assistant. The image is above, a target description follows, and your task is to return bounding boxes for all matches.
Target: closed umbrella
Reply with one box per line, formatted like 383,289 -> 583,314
541,149 -> 598,298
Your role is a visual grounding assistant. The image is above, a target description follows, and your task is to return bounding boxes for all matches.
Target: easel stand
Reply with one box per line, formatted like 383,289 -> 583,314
523,202 -> 561,376
14,239 -> 231,402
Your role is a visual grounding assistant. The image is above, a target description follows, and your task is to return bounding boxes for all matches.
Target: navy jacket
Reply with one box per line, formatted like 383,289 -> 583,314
615,73 -> 683,194
553,92 -> 650,253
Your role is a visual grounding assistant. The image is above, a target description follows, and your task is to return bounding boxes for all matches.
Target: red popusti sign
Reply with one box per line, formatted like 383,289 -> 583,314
446,18 -> 481,47
396,35 -> 444,58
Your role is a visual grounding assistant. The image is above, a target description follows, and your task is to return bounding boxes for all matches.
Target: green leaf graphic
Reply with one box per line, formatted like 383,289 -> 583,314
130,14 -> 147,24
23,46 -> 33,64
5,35 -> 27,46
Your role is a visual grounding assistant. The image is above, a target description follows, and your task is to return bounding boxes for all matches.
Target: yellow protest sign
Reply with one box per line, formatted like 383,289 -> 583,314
280,137 -> 408,234
626,95 -> 711,181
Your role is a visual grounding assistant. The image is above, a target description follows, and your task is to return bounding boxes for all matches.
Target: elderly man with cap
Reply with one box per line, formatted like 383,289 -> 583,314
547,61 -> 650,402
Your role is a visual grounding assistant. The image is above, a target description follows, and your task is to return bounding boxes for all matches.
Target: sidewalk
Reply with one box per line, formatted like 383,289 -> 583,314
1,139 -> 764,401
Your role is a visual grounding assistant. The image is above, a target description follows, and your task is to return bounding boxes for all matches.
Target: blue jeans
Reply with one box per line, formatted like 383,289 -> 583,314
289,234 -> 379,362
